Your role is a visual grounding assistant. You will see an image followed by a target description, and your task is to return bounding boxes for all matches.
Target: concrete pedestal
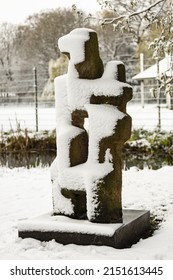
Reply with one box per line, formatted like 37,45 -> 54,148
18,209 -> 150,249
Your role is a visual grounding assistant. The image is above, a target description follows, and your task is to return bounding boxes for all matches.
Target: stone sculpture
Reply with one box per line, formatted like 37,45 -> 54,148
51,28 -> 133,223
18,28 -> 150,249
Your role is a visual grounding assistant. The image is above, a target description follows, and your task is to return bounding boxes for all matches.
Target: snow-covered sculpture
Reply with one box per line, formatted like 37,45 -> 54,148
51,28 -> 132,223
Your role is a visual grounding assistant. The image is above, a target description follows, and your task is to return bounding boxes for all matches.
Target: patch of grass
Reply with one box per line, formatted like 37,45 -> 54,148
0,128 -> 56,154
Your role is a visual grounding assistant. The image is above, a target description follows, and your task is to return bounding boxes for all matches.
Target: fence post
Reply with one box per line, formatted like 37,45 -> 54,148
140,53 -> 145,108
156,59 -> 161,131
33,67 -> 38,132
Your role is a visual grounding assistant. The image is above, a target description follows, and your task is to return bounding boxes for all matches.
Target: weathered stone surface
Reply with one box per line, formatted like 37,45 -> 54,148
70,131 -> 88,167
74,31 -> 104,79
61,189 -> 87,219
51,28 -> 132,223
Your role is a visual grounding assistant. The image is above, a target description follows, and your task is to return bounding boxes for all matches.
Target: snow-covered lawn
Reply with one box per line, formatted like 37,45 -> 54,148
0,105 -> 56,131
0,166 -> 173,260
128,103 -> 173,131
0,103 -> 173,131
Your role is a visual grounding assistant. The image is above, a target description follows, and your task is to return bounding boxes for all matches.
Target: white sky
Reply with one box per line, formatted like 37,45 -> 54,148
0,0 -> 101,24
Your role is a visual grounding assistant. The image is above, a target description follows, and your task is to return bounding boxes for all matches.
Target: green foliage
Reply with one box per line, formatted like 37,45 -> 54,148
129,129 -> 173,148
129,128 -> 150,141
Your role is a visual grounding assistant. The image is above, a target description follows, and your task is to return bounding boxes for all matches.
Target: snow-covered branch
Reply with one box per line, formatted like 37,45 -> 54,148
87,0 -> 166,25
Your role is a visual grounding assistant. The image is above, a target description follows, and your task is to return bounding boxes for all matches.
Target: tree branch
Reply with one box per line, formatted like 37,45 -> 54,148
87,0 -> 166,25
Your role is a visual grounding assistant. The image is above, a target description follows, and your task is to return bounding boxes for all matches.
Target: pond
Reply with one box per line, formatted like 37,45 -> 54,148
0,151 -> 173,170
0,152 -> 56,169
123,154 -> 173,170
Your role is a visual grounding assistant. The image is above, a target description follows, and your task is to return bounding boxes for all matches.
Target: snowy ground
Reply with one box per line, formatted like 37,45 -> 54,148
0,166 -> 173,260
0,103 -> 173,131
1,102 -> 173,261
128,103 -> 173,131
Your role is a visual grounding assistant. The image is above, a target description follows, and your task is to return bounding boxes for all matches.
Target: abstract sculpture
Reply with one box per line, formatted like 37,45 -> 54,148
18,28 -> 150,249
51,28 -> 132,223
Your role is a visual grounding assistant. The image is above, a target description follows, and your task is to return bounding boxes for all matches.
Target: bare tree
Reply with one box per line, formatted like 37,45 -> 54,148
0,23 -> 17,80
93,10 -> 135,62
15,8 -> 87,70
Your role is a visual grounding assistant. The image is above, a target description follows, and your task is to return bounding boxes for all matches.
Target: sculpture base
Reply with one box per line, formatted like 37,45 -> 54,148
18,209 -> 150,249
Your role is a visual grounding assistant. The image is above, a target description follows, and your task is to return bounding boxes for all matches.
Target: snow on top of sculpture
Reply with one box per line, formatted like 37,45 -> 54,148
57,28 -> 131,110
51,28 -> 132,223
58,28 -> 94,64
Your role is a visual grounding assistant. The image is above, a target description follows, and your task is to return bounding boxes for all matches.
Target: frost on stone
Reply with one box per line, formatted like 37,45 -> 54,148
50,28 -> 133,223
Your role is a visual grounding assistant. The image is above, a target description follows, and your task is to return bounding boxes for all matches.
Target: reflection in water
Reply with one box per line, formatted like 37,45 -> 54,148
123,155 -> 173,170
0,152 -> 173,170
0,152 -> 56,169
